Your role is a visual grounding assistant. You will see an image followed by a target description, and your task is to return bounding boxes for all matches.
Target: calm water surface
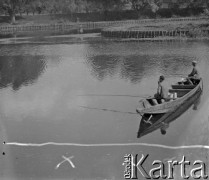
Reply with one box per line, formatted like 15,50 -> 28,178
0,34 -> 208,179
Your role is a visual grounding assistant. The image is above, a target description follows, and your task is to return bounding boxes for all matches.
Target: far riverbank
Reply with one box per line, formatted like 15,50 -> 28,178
0,16 -> 209,40
102,17 -> 209,40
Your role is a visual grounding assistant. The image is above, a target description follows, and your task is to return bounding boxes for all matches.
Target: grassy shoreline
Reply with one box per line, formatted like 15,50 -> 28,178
0,16 -> 209,39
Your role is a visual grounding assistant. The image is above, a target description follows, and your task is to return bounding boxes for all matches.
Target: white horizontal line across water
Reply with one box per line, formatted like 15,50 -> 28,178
5,142 -> 209,150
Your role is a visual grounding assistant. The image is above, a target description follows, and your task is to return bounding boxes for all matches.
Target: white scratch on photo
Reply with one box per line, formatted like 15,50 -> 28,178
55,155 -> 75,169
5,142 -> 209,150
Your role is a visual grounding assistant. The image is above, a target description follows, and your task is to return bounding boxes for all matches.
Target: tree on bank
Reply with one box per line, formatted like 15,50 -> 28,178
131,0 -> 161,17
0,0 -> 32,23
0,0 -> 208,24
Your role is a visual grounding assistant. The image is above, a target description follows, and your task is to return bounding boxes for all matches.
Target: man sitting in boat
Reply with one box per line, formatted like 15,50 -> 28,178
187,61 -> 200,85
154,75 -> 169,102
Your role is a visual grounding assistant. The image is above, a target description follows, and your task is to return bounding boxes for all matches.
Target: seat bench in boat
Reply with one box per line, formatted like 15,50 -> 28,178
169,89 -> 190,98
171,85 -> 196,89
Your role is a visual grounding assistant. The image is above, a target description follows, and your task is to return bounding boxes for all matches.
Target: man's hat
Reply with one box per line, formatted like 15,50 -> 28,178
192,61 -> 197,64
159,75 -> 165,81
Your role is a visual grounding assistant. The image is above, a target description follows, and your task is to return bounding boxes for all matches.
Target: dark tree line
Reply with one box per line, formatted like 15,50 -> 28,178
0,0 -> 208,23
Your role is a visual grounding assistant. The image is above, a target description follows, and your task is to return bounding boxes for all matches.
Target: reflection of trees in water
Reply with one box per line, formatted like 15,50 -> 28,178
86,42 -> 197,83
86,55 -> 121,81
0,56 -> 46,90
86,54 -> 155,83
120,55 -> 149,83
159,56 -> 195,76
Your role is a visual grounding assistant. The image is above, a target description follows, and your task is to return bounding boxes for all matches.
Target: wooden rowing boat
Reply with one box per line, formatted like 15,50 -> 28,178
137,79 -> 203,138
136,78 -> 203,115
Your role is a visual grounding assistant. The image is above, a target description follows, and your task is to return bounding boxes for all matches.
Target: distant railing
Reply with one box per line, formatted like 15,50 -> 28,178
0,17 -> 208,34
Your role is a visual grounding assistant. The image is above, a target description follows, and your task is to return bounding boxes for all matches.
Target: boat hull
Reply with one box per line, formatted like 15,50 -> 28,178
137,87 -> 202,138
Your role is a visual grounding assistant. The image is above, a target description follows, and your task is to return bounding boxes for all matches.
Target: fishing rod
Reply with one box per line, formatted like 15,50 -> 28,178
78,94 -> 151,98
165,74 -> 187,78
0,82 -> 7,88
79,105 -> 138,115
78,75 -> 188,98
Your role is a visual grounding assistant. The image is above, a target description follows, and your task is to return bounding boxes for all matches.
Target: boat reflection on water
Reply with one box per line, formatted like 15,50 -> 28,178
193,94 -> 201,110
137,87 -> 202,138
